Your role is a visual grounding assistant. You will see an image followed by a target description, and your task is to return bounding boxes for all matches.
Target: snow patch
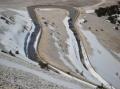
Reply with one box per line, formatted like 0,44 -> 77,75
52,28 -> 75,72
63,16 -> 100,84
85,10 -> 94,14
0,9 -> 35,63
63,16 -> 81,72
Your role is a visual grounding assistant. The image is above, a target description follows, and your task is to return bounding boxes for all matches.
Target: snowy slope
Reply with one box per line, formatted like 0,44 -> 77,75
0,52 -> 95,89
0,9 -> 35,59
63,16 -> 101,85
78,18 -> 117,89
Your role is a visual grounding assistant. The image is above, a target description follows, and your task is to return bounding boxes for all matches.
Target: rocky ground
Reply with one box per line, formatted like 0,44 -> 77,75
0,65 -> 66,89
0,52 -> 95,89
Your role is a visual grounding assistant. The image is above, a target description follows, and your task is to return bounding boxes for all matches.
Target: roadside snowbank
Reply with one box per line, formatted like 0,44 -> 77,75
33,28 -> 41,51
63,16 -> 82,72
63,16 -> 100,85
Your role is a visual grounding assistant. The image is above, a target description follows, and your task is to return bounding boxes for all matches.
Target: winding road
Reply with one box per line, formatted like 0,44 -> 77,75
27,5 -> 98,87
0,0 -> 117,89
25,1 -> 115,89
25,0 -> 116,89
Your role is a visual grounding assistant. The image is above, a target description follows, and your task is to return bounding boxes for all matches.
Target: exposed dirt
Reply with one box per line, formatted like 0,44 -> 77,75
0,0 -> 100,8
82,14 -> 120,54
35,8 -> 85,80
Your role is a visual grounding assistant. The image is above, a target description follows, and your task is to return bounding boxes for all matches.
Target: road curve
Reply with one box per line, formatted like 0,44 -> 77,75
26,2 -> 113,89
75,0 -> 115,89
26,5 -> 100,87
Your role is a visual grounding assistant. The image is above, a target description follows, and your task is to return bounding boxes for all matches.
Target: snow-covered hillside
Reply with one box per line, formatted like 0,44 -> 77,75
63,16 -> 101,85
0,9 -> 34,59
0,51 -> 96,89
78,18 -> 118,89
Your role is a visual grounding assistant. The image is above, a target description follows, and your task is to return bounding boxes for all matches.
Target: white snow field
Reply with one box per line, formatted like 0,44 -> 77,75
78,18 -> 119,89
0,9 -> 35,59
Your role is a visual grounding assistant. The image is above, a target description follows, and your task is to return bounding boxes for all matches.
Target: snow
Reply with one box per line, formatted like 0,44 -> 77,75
63,16 -> 100,84
49,65 -> 96,88
8,9 -> 36,55
37,8 -> 61,11
33,28 -> 41,51
0,14 -> 27,56
63,16 -> 81,72
0,55 -> 94,89
16,54 -> 38,65
38,8 -> 54,11
79,18 -> 85,24
0,9 -> 36,64
49,17 -> 99,85
51,26 -> 75,72
78,19 -> 118,89
112,51 -> 120,58
85,10 -> 94,14
8,8 -> 32,21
